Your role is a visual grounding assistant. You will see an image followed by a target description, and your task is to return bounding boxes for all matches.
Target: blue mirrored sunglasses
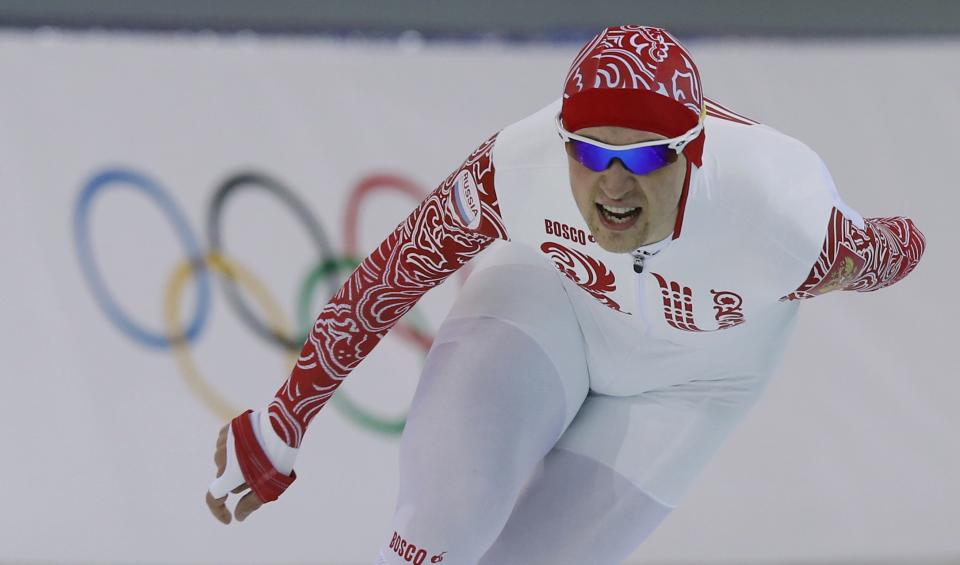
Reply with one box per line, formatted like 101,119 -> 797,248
556,113 -> 701,175
567,138 -> 676,175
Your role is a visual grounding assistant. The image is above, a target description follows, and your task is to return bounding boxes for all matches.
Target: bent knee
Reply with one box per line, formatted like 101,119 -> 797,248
444,264 -> 590,426
402,318 -> 572,476
480,449 -> 672,565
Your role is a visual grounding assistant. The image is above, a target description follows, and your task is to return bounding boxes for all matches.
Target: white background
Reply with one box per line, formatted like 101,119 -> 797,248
0,31 -> 957,563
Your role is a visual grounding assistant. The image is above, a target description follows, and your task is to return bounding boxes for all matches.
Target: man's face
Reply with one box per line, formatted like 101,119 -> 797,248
567,126 -> 687,253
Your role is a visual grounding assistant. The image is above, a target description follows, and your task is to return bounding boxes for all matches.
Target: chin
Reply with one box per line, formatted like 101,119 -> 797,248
589,224 -> 645,253
595,236 -> 641,253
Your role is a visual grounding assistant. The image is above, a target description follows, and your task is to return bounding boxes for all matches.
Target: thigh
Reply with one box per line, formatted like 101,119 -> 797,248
557,380 -> 765,509
481,379 -> 765,564
446,241 -> 591,427
382,243 -> 590,565
478,447 -> 671,565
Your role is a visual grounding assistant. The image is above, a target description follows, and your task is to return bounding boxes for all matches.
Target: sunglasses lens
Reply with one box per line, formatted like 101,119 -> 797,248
619,145 -> 677,174
569,140 -> 612,171
568,140 -> 677,175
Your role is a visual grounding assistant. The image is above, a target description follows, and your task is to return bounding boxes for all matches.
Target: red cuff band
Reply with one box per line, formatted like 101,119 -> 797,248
231,409 -> 297,503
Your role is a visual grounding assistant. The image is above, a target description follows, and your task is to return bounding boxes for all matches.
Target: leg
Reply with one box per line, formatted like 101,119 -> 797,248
478,447 -> 671,565
481,377 -> 767,564
378,243 -> 590,565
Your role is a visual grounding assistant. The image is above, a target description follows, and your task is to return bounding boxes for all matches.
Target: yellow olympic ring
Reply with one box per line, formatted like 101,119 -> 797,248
164,252 -> 296,421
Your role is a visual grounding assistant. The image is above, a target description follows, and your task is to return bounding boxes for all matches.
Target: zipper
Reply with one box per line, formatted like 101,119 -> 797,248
631,250 -> 653,274
631,249 -> 656,328
631,235 -> 673,327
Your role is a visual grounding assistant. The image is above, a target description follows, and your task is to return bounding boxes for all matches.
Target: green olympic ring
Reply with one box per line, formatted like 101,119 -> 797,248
296,256 -> 434,436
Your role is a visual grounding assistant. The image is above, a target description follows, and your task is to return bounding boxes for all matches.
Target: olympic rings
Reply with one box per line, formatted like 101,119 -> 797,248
343,174 -> 454,350
74,166 -> 440,437
166,252 -> 295,421
295,255 -> 434,435
343,174 -> 424,253
206,172 -> 431,432
207,173 -> 338,351
73,169 -> 211,349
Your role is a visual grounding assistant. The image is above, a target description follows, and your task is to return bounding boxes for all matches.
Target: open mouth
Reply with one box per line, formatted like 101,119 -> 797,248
596,203 -> 641,226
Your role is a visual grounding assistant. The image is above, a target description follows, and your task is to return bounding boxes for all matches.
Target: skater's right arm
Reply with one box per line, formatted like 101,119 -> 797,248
268,134 -> 507,447
206,134 -> 508,521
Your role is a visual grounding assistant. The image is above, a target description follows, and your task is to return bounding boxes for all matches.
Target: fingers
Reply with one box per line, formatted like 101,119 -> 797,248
234,490 -> 264,522
207,419 -> 268,524
209,425 -> 243,499
214,424 -> 227,477
207,486 -> 258,525
206,491 -> 231,525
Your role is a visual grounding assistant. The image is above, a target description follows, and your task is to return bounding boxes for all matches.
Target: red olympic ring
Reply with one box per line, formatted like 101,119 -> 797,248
342,174 -> 472,353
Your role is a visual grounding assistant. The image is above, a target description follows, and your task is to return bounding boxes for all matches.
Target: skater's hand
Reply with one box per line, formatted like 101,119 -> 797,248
205,423 -> 264,524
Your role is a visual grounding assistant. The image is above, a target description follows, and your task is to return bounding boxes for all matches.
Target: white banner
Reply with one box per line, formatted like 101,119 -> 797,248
0,30 -> 956,564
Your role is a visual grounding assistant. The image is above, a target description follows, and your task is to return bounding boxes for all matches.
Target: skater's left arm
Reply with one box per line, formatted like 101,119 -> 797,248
780,210 -> 927,301
775,145 -> 927,302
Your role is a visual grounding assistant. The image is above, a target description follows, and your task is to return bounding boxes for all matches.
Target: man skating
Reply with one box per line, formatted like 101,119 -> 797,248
206,25 -> 926,564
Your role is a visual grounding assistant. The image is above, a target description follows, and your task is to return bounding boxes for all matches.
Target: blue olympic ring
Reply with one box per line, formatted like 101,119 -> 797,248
73,169 -> 212,349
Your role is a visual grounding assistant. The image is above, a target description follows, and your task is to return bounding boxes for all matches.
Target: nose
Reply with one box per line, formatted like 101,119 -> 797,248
598,159 -> 635,200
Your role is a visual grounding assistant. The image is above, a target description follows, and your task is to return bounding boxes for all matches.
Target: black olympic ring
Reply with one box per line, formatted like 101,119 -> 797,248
207,172 -> 339,351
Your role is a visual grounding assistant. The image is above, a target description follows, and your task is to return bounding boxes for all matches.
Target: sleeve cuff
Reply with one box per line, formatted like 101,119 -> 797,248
231,409 -> 297,503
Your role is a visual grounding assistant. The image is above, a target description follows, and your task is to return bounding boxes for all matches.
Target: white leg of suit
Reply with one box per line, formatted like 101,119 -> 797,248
378,243 -> 590,565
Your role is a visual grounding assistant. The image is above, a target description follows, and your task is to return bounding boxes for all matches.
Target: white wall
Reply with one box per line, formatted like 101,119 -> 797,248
0,30 -> 956,564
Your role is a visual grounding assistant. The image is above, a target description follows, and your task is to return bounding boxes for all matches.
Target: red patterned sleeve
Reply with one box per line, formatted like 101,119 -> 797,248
780,207 -> 926,302
266,135 -> 507,447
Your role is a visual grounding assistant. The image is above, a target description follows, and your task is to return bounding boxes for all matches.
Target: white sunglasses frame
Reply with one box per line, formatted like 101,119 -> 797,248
555,112 -> 704,154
